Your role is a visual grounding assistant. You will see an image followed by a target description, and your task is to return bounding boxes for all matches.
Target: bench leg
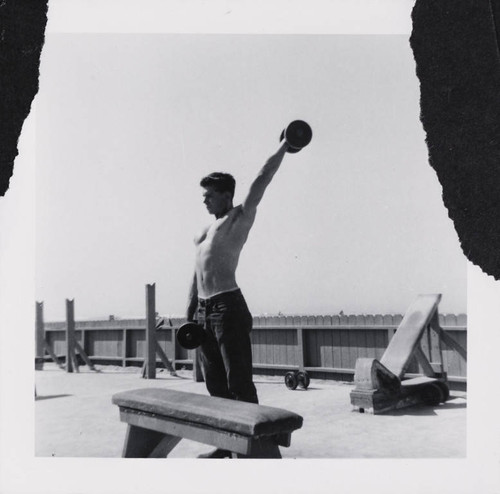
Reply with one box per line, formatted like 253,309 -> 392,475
239,437 -> 282,459
122,425 -> 181,458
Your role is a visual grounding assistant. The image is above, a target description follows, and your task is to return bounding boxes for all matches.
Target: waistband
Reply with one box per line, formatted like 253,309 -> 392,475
198,287 -> 242,306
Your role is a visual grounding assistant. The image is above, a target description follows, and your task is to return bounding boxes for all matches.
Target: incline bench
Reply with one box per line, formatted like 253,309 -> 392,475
350,294 -> 451,414
112,388 -> 303,458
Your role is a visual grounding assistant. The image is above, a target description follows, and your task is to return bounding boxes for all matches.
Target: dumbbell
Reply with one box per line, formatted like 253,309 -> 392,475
280,120 -> 313,153
176,322 -> 205,349
284,370 -> 310,390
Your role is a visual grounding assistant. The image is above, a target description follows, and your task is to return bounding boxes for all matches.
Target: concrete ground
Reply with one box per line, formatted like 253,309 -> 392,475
35,364 -> 466,459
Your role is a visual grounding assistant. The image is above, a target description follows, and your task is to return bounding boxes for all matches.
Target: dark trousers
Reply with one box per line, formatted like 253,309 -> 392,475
197,289 -> 258,404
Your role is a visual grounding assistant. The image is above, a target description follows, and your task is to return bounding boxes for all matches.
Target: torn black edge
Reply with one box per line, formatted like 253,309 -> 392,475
0,0 -> 49,196
410,0 -> 500,279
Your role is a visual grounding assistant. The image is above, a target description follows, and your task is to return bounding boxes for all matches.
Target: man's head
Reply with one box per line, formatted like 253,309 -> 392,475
200,172 -> 235,218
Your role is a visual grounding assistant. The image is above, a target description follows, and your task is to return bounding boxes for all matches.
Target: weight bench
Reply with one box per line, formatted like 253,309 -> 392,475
350,294 -> 450,414
112,388 -> 303,458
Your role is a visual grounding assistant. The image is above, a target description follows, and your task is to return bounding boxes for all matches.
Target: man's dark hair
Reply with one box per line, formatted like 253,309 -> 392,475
200,172 -> 236,198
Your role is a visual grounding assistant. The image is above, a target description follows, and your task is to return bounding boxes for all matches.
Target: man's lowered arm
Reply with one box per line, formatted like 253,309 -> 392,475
186,271 -> 198,322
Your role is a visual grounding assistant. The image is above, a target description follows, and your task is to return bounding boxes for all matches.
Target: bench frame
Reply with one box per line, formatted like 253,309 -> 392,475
117,407 -> 293,458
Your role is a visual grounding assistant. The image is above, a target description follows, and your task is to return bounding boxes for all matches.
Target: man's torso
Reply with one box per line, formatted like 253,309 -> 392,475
194,205 -> 254,298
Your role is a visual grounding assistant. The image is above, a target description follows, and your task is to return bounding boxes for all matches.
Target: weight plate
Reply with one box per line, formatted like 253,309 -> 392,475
420,383 -> 443,405
285,371 -> 298,390
284,120 -> 312,149
437,382 -> 450,402
297,371 -> 310,390
177,322 -> 204,349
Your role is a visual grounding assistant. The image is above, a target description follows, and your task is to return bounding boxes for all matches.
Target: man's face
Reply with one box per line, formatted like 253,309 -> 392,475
202,186 -> 229,216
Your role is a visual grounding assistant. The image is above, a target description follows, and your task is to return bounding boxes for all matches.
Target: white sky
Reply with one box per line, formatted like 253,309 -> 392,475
35,33 -> 467,320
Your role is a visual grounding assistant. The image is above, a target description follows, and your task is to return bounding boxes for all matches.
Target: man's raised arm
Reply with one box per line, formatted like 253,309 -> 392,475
242,142 -> 288,216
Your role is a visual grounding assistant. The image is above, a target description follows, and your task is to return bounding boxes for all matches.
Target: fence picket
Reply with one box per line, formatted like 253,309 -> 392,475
383,315 -> 393,328
444,314 -> 457,326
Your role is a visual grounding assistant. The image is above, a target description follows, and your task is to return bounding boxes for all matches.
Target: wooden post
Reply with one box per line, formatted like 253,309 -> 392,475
430,311 -> 446,375
81,329 -> 87,363
35,301 -> 45,370
426,324 -> 433,363
172,325 -> 177,371
436,328 -> 445,376
65,299 -> 79,373
122,328 -> 127,368
387,327 -> 395,343
144,284 -> 156,379
297,328 -> 305,371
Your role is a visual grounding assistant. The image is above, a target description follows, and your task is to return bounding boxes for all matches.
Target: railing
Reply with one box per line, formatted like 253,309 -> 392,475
42,313 -> 467,386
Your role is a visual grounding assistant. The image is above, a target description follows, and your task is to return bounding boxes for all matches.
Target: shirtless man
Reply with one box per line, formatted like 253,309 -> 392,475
186,142 -> 288,458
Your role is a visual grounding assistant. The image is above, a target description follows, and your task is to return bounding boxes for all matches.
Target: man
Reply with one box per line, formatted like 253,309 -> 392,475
186,141 -> 288,458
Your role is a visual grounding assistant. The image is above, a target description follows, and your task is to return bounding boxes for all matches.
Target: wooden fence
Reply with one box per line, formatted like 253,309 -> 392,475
42,313 -> 467,388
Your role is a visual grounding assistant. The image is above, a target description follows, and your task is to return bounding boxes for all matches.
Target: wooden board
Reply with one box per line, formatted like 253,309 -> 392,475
380,294 -> 441,378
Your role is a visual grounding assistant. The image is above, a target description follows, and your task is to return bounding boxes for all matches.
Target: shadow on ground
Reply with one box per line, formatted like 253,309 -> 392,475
36,394 -> 72,401
382,396 -> 467,417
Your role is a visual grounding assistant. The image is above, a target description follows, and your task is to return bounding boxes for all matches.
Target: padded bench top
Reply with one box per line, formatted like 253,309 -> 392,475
112,388 -> 303,437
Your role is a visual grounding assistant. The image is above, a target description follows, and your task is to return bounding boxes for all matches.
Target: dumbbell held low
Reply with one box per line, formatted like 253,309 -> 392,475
176,322 -> 205,349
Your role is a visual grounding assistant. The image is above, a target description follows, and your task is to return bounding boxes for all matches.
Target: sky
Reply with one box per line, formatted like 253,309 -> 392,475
35,33 -> 467,320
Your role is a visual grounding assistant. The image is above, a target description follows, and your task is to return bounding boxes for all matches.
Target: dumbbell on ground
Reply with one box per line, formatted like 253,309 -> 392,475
284,370 -> 310,390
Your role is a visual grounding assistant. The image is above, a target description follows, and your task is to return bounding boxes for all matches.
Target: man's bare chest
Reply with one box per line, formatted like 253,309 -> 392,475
197,218 -> 234,250
195,209 -> 248,250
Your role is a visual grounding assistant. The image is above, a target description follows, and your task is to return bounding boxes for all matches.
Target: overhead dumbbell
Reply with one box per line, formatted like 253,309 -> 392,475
284,370 -> 310,390
176,322 -> 205,349
280,120 -> 313,153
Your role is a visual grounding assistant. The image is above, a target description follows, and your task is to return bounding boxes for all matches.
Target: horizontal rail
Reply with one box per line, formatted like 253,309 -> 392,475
254,325 -> 467,331
177,360 -> 466,384
43,324 -> 467,332
80,355 -> 122,361
304,366 -> 355,374
39,355 -> 466,384
44,326 -> 151,332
